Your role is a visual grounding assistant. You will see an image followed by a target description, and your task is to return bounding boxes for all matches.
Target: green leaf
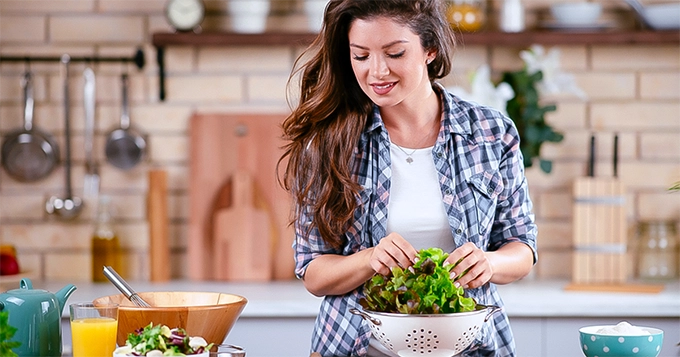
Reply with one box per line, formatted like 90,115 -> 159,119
669,181 -> 680,192
539,159 -> 553,173
0,311 -> 20,357
499,63 -> 563,175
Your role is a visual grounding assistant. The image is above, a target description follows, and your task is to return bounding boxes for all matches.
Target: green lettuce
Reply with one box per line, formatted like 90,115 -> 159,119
360,247 -> 476,314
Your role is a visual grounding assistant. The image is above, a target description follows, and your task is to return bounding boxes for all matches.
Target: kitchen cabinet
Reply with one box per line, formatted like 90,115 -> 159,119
150,30 -> 680,100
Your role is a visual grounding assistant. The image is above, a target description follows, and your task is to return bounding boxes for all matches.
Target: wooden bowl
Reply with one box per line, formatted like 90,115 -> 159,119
93,291 -> 247,347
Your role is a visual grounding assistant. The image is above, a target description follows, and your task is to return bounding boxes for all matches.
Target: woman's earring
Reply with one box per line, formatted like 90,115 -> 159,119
426,58 -> 433,64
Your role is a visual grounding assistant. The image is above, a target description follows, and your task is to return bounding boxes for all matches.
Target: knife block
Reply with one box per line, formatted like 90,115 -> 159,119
572,177 -> 627,284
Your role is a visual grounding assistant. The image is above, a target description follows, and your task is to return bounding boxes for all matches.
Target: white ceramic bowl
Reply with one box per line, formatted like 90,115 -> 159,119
228,0 -> 270,33
550,2 -> 602,26
642,3 -> 680,30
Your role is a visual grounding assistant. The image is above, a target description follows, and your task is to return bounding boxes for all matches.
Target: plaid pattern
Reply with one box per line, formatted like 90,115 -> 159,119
294,84 -> 538,356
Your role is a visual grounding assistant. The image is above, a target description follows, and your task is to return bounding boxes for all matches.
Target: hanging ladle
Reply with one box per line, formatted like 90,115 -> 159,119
46,54 -> 83,220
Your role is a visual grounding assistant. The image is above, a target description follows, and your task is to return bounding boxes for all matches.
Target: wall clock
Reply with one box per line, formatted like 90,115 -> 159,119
165,0 -> 205,32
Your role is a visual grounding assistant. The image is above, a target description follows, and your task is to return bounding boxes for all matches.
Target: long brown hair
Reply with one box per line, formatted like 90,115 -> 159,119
279,0 -> 456,249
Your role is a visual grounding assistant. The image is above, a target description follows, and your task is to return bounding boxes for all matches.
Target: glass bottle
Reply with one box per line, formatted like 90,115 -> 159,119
91,196 -> 122,282
446,0 -> 486,33
636,221 -> 679,281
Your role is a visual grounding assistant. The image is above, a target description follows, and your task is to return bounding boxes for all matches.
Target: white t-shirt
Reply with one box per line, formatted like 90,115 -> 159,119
386,142 -> 455,253
370,143 -> 456,356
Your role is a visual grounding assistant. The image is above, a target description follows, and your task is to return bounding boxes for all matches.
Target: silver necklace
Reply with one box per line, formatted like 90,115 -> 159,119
389,115 -> 439,164
393,144 -> 417,164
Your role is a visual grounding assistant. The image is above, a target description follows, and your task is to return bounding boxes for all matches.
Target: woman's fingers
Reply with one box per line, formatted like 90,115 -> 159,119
447,242 -> 493,289
369,233 -> 417,275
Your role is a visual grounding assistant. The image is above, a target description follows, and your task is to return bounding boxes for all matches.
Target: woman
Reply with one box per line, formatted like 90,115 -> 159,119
279,0 -> 537,356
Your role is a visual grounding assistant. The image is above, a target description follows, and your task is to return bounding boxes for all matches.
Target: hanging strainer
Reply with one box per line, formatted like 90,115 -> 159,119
350,305 -> 501,357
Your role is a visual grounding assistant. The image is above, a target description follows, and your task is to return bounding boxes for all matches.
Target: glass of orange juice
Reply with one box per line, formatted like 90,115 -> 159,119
70,302 -> 119,357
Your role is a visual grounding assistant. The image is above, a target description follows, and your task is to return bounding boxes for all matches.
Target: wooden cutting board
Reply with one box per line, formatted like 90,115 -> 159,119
148,169 -> 170,282
214,171 -> 272,281
188,113 -> 295,281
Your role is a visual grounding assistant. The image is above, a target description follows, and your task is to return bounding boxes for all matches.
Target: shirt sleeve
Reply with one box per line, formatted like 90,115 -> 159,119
488,118 -> 538,263
292,205 -> 344,279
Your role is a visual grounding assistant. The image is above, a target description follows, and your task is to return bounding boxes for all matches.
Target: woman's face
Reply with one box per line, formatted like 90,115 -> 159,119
348,16 -> 435,109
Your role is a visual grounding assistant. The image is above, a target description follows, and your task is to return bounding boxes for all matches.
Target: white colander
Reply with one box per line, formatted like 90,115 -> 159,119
350,305 -> 501,357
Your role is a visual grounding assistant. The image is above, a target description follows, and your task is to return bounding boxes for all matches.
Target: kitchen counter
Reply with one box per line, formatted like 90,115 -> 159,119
26,279 -> 679,357
27,278 -> 679,318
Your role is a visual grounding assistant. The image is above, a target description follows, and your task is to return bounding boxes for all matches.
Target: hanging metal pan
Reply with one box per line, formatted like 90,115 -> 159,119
104,73 -> 146,170
1,71 -> 60,182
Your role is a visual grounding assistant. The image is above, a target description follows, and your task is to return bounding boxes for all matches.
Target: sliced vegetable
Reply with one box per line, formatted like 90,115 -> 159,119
360,247 -> 477,314
115,323 -> 212,356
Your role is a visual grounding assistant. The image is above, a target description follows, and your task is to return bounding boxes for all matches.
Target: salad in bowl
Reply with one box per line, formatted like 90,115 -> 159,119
114,323 -> 213,356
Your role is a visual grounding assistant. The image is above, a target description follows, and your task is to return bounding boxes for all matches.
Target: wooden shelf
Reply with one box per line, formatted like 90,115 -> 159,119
152,30 -> 680,47
151,30 -> 680,101
457,30 -> 680,46
153,32 -> 317,47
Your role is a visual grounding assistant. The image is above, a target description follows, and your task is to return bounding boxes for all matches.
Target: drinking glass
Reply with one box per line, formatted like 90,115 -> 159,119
211,344 -> 246,357
70,302 -> 118,357
636,221 -> 679,281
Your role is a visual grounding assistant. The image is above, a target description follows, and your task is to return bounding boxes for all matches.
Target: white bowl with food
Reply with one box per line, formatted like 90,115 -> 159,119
579,321 -> 664,357
351,305 -> 501,357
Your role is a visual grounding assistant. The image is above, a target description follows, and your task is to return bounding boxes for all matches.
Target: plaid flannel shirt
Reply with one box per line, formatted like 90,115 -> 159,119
294,84 -> 538,357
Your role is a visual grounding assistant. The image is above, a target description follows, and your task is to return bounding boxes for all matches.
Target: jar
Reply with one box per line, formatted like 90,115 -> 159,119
91,196 -> 123,282
446,0 -> 486,32
636,221 -> 679,281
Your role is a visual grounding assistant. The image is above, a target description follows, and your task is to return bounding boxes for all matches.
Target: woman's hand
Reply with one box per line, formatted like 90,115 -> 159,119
446,242 -> 493,289
446,242 -> 534,289
369,233 -> 418,275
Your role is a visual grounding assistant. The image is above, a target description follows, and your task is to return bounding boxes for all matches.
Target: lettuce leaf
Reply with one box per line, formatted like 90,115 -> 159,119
360,247 -> 476,314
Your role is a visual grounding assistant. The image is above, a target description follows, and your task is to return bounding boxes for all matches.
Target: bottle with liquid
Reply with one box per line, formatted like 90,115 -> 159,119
91,196 -> 122,282
446,0 -> 486,33
636,221 -> 679,281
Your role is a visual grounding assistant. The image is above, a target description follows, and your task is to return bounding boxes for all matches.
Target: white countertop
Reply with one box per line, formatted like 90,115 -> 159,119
22,278 -> 679,319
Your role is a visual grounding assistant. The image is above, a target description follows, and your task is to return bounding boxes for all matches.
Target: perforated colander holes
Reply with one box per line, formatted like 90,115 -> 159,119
372,326 -> 393,349
455,325 -> 481,349
405,329 -> 440,352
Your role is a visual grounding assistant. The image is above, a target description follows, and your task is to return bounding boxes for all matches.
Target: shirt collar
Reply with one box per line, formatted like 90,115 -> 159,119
435,82 -> 472,137
362,82 -> 473,138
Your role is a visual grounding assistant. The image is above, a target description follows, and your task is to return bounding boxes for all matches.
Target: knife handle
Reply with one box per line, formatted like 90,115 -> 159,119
588,134 -> 596,177
613,134 -> 619,178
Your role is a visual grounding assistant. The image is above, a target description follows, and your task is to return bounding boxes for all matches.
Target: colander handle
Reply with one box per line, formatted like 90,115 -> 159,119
349,308 -> 382,326
483,305 -> 503,322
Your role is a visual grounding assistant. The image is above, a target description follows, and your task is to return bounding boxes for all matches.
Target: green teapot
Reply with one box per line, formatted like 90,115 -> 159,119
0,278 -> 76,356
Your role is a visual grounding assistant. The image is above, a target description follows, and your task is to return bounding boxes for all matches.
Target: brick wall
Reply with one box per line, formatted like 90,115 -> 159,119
1,0 -> 678,282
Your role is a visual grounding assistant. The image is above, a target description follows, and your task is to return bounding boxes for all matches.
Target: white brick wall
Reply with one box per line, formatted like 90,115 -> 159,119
0,1 -> 678,282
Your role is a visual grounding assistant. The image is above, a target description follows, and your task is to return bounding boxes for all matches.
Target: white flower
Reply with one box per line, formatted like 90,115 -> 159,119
449,64 -> 515,115
189,336 -> 208,349
520,44 -> 587,99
